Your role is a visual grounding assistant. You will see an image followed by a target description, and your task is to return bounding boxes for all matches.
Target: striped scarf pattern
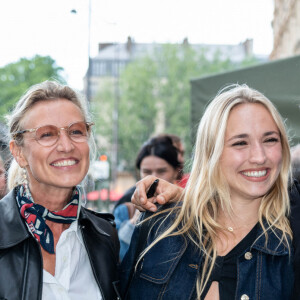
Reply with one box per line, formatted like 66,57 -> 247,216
16,184 -> 80,254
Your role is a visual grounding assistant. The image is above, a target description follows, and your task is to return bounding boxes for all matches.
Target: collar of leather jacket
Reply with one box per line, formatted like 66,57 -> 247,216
0,189 -> 30,248
0,187 -> 116,249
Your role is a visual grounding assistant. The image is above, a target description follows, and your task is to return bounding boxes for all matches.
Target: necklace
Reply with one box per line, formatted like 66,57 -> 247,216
226,221 -> 257,233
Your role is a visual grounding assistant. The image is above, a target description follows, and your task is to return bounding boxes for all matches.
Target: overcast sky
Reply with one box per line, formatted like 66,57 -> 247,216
0,0 -> 274,90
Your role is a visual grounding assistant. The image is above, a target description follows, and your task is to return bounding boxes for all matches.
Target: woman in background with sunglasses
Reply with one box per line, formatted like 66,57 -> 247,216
0,81 -> 120,300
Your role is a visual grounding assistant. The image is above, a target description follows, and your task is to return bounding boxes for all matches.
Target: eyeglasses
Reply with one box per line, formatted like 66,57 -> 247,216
12,121 -> 94,147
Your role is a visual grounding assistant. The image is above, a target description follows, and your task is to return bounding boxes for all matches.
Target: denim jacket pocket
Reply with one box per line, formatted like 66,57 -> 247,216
139,234 -> 188,284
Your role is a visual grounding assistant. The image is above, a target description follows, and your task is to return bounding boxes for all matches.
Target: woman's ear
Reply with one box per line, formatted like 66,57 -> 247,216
9,140 -> 28,168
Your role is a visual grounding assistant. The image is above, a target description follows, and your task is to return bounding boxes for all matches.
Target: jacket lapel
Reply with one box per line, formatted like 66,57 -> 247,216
0,189 -> 31,249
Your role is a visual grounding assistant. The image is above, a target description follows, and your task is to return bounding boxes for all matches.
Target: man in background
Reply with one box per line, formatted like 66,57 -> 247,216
0,153 -> 7,199
292,144 -> 300,182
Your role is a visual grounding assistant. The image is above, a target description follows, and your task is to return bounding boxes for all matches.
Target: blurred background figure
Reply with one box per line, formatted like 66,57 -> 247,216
0,153 -> 7,199
0,122 -> 11,200
115,133 -> 186,210
114,135 -> 182,261
291,144 -> 300,182
157,133 -> 190,187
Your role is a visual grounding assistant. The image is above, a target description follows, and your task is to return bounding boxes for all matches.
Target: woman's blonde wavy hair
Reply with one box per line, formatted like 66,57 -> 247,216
139,84 -> 292,299
6,80 -> 96,190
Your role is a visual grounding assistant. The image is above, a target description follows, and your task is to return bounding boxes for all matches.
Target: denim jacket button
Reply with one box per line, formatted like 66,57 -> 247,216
244,252 -> 252,260
241,294 -> 249,300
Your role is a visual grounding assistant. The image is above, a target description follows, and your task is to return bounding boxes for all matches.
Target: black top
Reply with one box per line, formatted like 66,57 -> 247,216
205,223 -> 258,300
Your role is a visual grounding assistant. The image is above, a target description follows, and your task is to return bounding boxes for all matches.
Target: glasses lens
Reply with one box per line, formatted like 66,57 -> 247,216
36,125 -> 59,146
68,122 -> 89,142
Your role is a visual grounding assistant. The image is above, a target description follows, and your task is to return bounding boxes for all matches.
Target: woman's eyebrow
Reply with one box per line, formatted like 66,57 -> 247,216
157,168 -> 168,171
263,131 -> 280,137
227,131 -> 280,142
227,133 -> 248,142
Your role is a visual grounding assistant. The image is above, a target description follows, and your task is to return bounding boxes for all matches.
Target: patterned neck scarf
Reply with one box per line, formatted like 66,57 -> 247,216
16,184 -> 80,254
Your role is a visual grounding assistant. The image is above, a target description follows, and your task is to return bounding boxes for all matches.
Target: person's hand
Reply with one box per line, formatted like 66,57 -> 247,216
131,175 -> 183,212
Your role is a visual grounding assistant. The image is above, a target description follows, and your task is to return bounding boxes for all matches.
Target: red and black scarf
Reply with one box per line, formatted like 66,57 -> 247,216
16,184 -> 80,254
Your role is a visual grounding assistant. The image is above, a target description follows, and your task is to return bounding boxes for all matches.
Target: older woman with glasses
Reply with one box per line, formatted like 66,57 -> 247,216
0,81 -> 120,300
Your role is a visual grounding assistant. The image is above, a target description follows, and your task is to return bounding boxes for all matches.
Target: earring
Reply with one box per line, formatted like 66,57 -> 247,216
22,168 -> 28,184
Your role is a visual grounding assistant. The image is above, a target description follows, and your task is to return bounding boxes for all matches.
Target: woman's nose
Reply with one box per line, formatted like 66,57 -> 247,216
249,143 -> 266,165
56,130 -> 74,152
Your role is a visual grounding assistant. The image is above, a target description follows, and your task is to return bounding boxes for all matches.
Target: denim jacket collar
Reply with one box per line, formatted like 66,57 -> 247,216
251,221 -> 291,256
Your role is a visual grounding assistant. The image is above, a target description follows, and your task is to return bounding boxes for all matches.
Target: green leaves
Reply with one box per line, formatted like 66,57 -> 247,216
91,44 -> 258,173
0,55 -> 65,120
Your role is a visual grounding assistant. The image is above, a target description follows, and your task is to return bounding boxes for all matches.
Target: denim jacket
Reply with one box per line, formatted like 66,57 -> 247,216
290,180 -> 300,299
120,208 -> 294,300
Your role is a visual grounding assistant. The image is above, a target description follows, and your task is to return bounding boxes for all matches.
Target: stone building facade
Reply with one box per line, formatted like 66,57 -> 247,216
84,36 -> 254,99
271,0 -> 300,59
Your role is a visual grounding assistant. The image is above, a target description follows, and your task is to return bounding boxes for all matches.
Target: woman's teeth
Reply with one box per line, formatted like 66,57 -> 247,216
242,170 -> 267,177
52,160 -> 76,167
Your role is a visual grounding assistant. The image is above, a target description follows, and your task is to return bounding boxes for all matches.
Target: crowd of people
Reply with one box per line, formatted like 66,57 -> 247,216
0,80 -> 299,300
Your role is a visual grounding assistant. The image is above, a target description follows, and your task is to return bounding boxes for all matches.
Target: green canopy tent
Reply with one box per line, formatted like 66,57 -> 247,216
190,55 -> 300,147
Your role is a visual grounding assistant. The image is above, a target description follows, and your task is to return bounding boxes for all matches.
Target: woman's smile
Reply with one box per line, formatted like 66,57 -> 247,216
50,158 -> 79,167
240,168 -> 270,181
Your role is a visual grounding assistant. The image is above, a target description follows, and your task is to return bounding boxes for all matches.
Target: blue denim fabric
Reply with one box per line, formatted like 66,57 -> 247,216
114,204 -> 130,230
114,204 -> 132,261
120,211 -> 294,300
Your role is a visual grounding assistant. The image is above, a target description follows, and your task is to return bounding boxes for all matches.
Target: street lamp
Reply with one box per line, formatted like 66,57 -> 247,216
70,0 -> 92,102
86,0 -> 92,102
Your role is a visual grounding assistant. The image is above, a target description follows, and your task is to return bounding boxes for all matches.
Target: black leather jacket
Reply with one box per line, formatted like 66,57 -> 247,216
0,188 -> 121,300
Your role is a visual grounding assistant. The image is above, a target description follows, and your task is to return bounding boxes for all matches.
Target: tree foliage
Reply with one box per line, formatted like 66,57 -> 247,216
92,44 -> 258,173
0,55 -> 65,120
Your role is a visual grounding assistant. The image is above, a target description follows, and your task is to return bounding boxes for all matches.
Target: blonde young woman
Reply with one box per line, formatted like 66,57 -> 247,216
0,81 -> 120,300
121,85 -> 294,299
